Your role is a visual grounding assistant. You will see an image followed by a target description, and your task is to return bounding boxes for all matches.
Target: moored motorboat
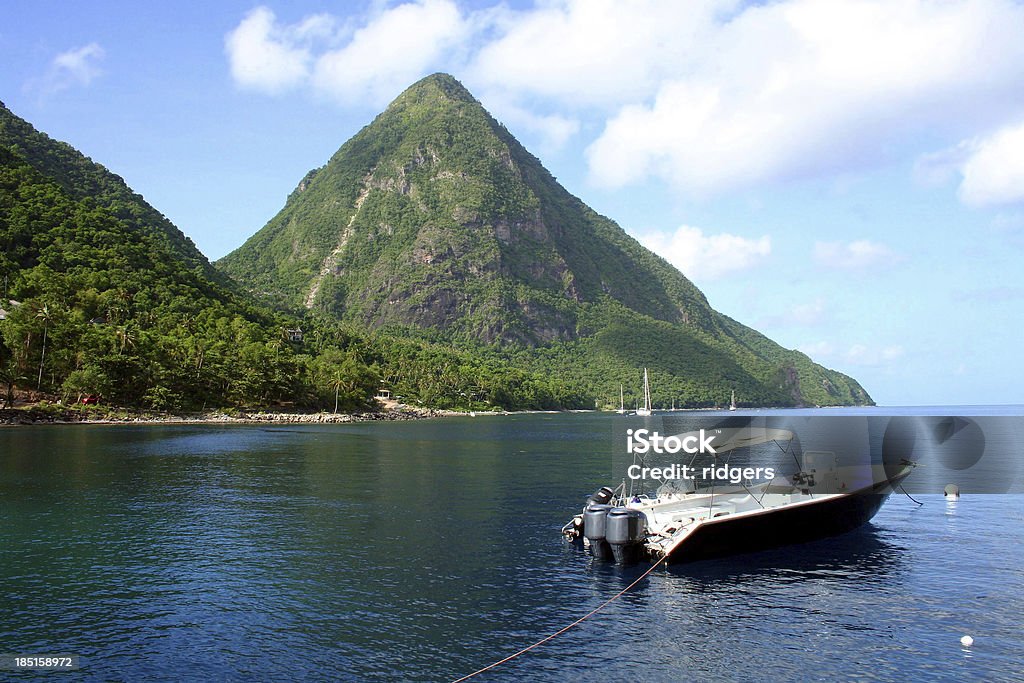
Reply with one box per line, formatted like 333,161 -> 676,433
563,423 -> 917,565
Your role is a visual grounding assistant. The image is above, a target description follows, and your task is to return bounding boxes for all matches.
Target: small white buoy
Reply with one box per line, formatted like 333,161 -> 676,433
961,635 -> 974,647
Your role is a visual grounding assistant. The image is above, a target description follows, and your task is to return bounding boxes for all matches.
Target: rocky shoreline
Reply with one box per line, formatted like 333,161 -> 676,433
0,404 -> 467,426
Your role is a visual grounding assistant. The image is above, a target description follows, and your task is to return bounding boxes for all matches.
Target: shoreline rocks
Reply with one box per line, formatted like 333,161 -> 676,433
0,404 -> 464,426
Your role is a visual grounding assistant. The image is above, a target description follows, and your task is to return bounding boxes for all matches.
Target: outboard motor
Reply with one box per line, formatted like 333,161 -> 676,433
587,486 -> 615,506
583,503 -> 614,560
605,507 -> 648,565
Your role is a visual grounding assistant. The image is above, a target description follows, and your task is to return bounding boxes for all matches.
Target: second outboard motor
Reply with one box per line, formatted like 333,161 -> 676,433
583,503 -> 614,560
606,507 -> 648,565
587,486 -> 615,506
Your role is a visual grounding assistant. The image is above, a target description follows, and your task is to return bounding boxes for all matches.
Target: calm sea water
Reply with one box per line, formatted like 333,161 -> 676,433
1,412 -> 1022,682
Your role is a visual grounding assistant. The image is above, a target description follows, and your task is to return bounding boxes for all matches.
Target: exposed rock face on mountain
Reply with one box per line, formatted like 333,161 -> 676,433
218,74 -> 872,406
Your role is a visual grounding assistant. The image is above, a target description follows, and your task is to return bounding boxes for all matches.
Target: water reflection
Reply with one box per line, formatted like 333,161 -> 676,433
667,525 -> 907,585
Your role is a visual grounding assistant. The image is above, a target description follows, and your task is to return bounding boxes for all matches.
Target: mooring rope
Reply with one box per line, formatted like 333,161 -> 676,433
900,483 -> 924,506
450,552 -> 670,682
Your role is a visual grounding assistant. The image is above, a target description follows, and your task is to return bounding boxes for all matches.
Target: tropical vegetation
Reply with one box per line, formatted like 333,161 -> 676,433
1,76 -> 871,415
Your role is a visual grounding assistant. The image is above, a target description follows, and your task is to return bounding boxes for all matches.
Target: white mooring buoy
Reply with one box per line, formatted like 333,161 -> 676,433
961,635 -> 974,648
944,484 -> 960,499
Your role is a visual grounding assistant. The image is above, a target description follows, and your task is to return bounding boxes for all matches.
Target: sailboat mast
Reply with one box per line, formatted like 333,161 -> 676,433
644,368 -> 651,411
636,368 -> 653,416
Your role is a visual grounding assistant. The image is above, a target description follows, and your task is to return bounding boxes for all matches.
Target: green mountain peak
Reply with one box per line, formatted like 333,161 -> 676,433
217,76 -> 872,407
219,73 -> 712,342
393,72 -> 479,105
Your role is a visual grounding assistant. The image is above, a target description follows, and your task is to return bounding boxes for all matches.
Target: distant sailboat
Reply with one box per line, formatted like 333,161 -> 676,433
636,369 -> 653,416
729,389 -> 737,411
616,384 -> 626,414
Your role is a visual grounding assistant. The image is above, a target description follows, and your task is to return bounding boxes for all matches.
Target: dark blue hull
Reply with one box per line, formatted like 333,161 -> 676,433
666,477 -> 905,564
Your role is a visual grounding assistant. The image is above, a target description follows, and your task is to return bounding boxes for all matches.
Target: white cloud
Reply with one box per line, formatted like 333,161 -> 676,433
914,121 -> 1024,207
312,0 -> 469,106
477,90 -> 580,150
225,2 -> 469,105
638,225 -> 771,282
53,43 -> 105,85
30,43 -> 105,95
225,7 -> 334,94
584,0 -> 1024,194
814,240 -> 902,270
958,121 -> 1024,206
222,0 -> 1024,197
468,0 -> 728,106
798,341 -> 904,366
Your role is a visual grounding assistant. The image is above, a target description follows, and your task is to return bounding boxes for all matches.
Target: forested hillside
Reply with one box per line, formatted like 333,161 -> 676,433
218,74 -> 872,408
1,78 -> 871,413
0,100 -> 586,411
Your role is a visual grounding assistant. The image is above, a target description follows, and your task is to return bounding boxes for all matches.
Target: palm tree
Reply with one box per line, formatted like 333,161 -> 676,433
115,325 -> 136,355
36,304 -> 50,390
270,335 -> 285,358
328,370 -> 347,414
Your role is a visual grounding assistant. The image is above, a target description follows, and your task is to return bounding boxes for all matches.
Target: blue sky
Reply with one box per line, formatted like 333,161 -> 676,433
2,0 -> 1023,406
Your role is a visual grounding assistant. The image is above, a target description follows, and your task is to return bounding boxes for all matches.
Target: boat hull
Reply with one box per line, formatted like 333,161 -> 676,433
664,477 -> 905,565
